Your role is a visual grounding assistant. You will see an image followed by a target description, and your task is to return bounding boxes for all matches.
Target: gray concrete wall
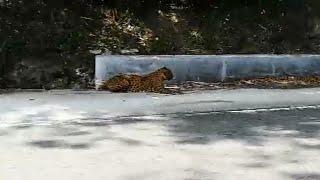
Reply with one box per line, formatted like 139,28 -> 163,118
95,55 -> 320,87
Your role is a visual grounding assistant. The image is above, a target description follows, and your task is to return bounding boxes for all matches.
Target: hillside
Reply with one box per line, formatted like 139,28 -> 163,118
1,0 -> 320,88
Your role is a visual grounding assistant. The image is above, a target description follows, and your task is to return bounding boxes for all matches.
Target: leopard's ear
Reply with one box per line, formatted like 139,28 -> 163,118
164,69 -> 173,80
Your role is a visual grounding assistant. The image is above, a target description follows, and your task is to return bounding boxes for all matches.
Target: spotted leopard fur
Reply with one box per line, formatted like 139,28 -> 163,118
100,67 -> 173,93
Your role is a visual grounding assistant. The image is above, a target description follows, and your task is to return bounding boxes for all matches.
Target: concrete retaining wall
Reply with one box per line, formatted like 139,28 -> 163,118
95,55 -> 320,87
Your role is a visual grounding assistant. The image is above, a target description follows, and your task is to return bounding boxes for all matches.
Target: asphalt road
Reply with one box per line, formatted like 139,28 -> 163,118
1,89 -> 320,180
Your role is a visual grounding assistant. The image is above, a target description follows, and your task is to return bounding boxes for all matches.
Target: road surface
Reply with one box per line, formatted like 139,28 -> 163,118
1,89 -> 320,180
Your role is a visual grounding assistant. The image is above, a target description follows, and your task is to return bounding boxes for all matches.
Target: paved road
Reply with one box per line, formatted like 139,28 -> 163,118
1,89 -> 320,180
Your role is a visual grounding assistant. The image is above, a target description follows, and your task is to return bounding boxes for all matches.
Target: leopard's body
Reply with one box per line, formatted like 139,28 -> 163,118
100,67 -> 173,93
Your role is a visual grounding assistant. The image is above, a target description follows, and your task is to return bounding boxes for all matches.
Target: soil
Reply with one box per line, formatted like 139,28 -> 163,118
167,75 -> 320,93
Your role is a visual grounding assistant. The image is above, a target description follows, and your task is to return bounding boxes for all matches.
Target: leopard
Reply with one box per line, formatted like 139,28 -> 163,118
100,67 -> 174,93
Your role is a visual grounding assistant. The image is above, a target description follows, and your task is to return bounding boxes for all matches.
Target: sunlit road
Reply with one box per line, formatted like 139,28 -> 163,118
1,89 -> 320,180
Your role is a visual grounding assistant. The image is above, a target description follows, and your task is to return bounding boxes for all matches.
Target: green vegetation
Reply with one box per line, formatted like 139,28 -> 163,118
1,0 -> 320,88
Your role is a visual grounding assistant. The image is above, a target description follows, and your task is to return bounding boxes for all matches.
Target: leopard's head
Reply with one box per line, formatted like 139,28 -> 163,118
159,67 -> 173,80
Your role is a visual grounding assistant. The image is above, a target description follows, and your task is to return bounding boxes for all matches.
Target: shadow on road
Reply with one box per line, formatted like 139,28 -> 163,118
166,109 -> 320,145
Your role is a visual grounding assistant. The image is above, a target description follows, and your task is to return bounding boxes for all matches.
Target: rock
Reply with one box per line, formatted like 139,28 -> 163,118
120,49 -> 139,55
89,49 -> 102,55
